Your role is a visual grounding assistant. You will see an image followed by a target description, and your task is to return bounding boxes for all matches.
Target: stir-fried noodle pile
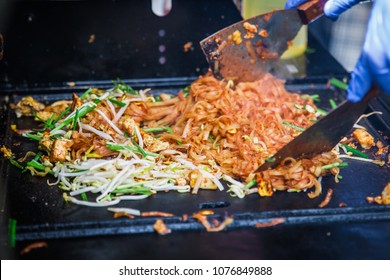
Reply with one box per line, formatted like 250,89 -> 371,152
8,73 -> 343,206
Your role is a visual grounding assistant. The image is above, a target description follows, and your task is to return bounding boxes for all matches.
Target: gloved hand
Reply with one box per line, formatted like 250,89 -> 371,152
285,0 -> 390,102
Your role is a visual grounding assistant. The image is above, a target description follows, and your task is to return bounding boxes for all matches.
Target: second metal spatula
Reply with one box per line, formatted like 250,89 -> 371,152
256,87 -> 380,172
200,0 -> 326,82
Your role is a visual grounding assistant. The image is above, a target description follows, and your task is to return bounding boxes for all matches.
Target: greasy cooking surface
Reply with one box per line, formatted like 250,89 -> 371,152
1,79 -> 390,240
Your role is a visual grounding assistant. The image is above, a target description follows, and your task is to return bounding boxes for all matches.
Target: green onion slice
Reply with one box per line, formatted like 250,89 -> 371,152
329,77 -> 348,90
282,122 -> 305,132
341,144 -> 368,159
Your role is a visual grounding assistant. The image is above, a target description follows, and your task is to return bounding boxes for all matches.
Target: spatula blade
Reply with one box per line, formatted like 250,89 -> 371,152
256,87 -> 380,172
200,9 -> 302,82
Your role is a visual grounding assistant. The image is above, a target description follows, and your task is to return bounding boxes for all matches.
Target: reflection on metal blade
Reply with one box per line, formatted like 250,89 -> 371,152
200,9 -> 302,82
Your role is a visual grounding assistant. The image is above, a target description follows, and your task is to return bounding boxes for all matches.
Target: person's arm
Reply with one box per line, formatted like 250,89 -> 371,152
285,0 -> 390,102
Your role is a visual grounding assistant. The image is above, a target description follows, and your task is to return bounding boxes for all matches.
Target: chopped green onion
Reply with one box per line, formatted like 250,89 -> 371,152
143,126 -> 171,133
182,86 -> 190,97
53,106 -> 71,125
45,113 -> 56,128
32,113 -> 47,124
81,193 -> 88,201
282,121 -> 305,132
154,95 -> 161,102
34,152 -> 42,161
302,94 -> 320,102
341,144 -> 368,159
143,127 -> 163,133
130,138 -> 147,157
108,98 -> 126,107
321,162 -> 349,170
113,79 -> 138,95
106,142 -> 158,157
25,132 -> 42,141
329,77 -> 348,90
52,101 -> 99,132
26,160 -> 54,175
9,158 -> 24,170
329,98 -> 337,109
310,94 -> 320,102
112,187 -> 151,195
316,108 -> 327,116
8,218 -> 17,248
265,157 -> 275,163
165,126 -> 174,134
244,179 -> 257,189
72,109 -> 79,131
80,88 -> 93,99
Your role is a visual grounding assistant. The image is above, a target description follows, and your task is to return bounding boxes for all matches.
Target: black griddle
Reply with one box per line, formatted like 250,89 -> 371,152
1,0 -> 390,259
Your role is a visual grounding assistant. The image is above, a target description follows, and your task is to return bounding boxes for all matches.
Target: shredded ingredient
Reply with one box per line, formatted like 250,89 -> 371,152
193,212 -> 234,232
141,211 -> 174,217
254,218 -> 285,228
318,188 -> 334,208
20,241 -> 48,255
113,212 -> 135,219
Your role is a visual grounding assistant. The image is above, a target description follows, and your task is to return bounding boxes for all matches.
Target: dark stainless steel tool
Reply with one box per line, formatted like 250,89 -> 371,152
256,87 -> 380,172
200,0 -> 326,82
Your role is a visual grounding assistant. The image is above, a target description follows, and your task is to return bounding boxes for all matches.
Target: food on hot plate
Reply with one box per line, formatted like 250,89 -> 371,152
12,96 -> 45,118
254,218 -> 285,228
353,128 -> 375,149
318,188 -> 334,208
153,219 -> 171,235
3,73 -> 386,207
20,241 -> 48,255
366,182 -> 390,205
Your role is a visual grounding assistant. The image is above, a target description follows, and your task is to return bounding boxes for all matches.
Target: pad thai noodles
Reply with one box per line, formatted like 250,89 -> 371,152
6,73 -> 348,206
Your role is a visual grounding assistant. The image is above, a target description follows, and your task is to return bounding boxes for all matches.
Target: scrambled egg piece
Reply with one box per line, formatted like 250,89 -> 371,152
143,134 -> 169,152
258,180 -> 273,197
190,172 -> 217,190
14,96 -> 45,118
119,115 -> 137,135
353,128 -> 374,149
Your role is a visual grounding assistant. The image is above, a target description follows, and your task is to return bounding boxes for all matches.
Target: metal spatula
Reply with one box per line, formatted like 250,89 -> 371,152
200,0 -> 326,82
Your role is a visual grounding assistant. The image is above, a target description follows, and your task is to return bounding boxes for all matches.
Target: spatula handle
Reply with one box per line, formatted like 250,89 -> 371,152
298,0 -> 327,24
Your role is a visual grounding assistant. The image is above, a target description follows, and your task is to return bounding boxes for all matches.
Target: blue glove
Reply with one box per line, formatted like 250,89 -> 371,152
285,0 -> 390,102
